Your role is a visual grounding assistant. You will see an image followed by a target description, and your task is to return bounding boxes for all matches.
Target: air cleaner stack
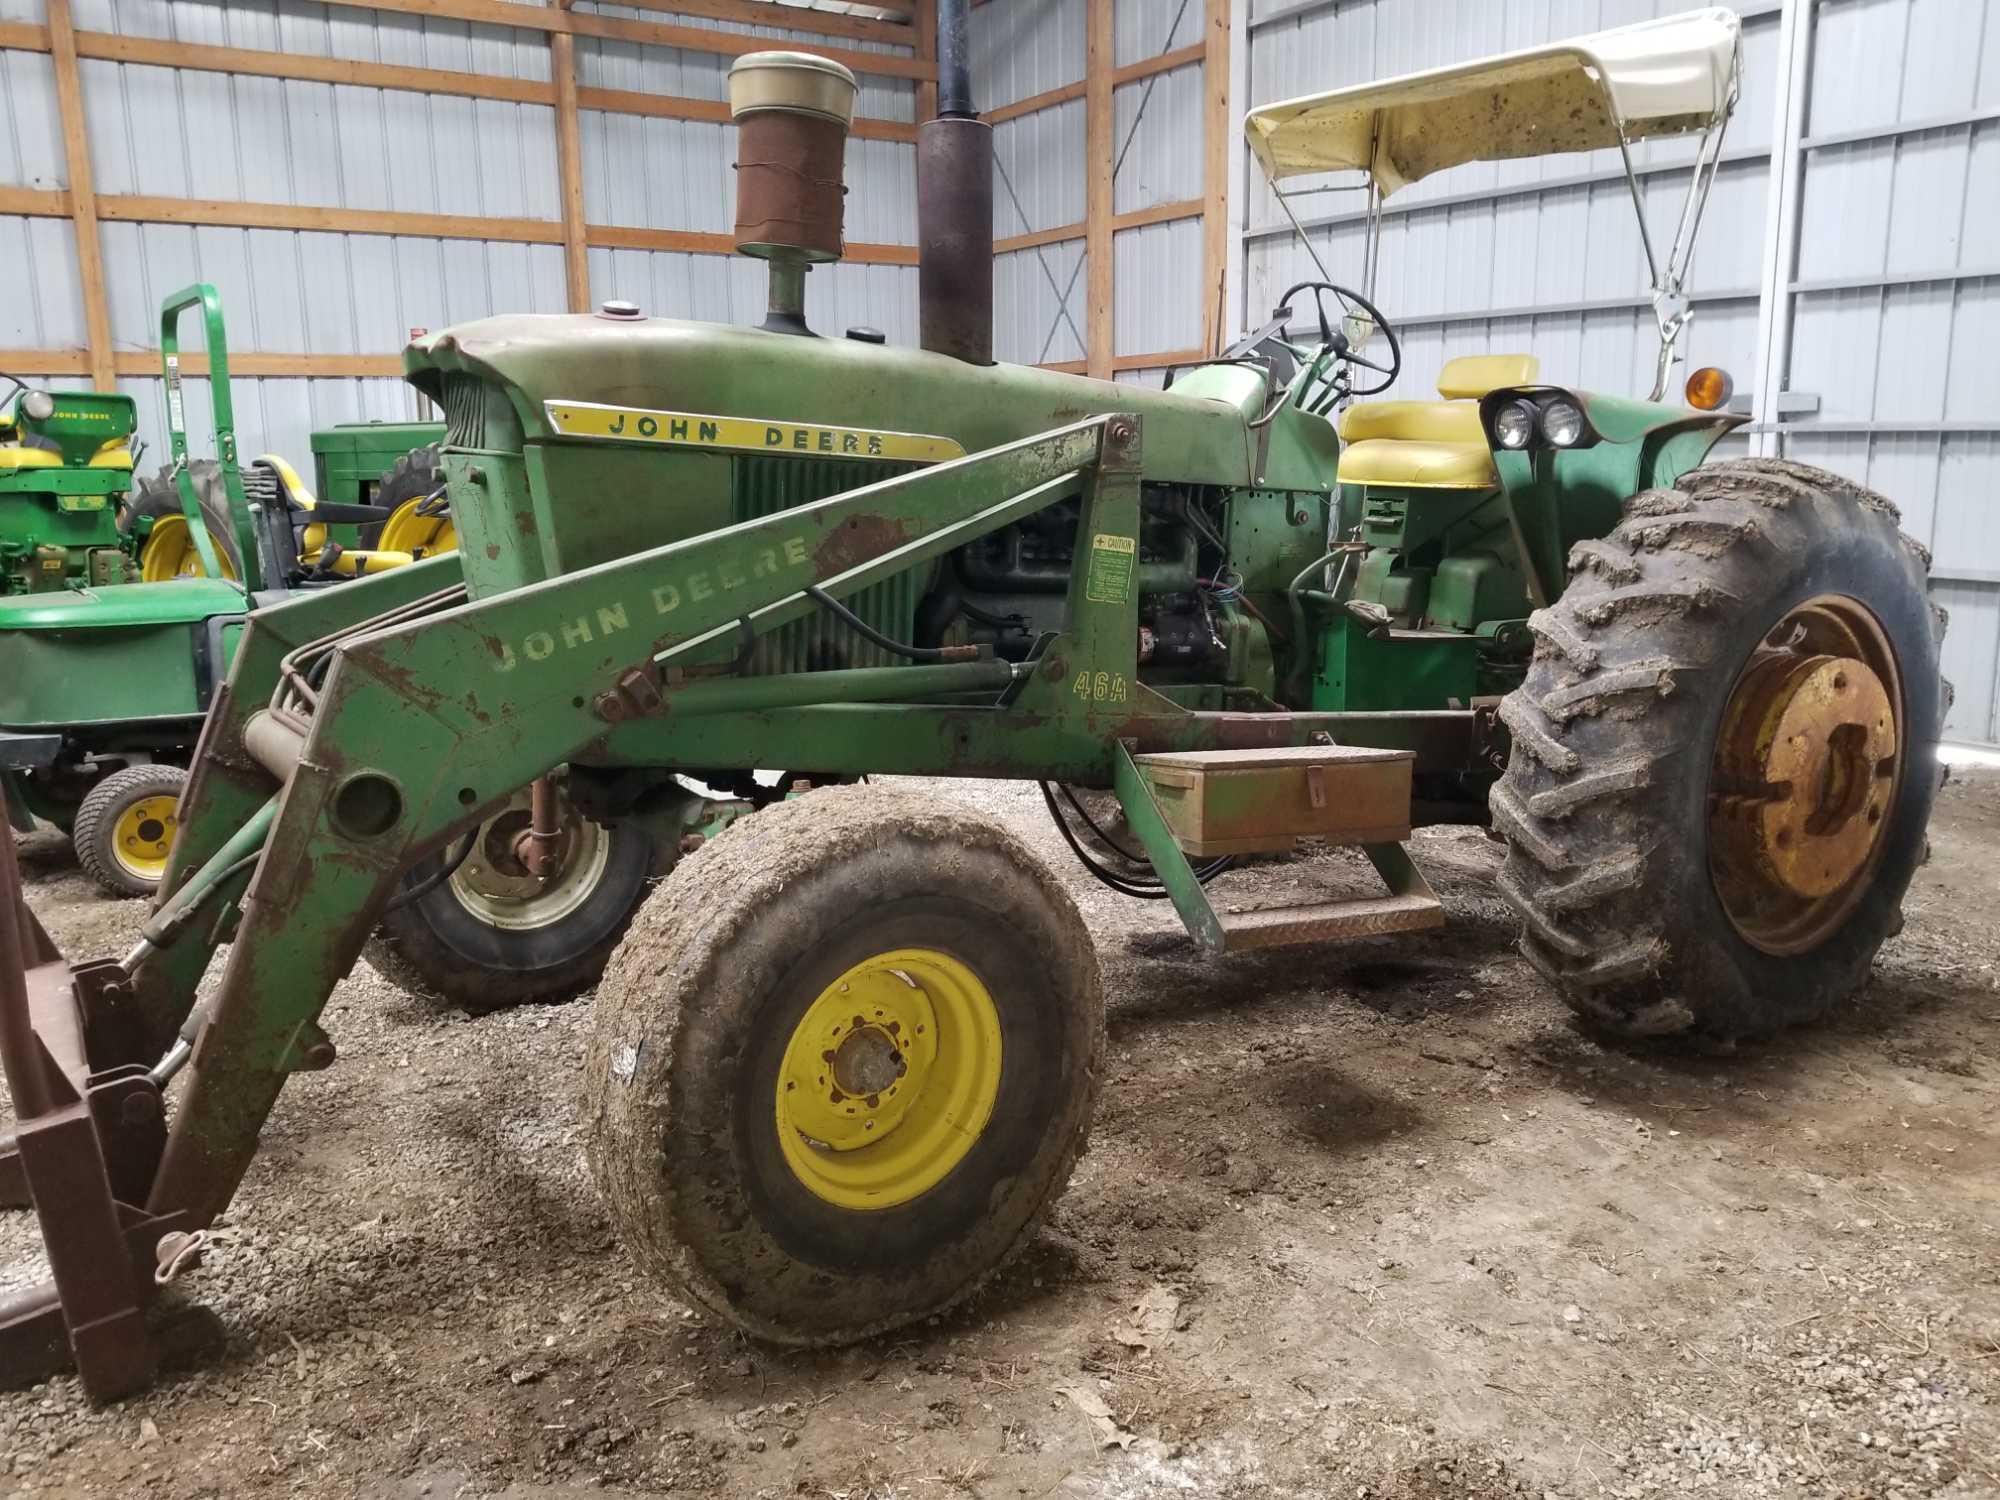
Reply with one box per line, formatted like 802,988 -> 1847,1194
727,50 -> 859,335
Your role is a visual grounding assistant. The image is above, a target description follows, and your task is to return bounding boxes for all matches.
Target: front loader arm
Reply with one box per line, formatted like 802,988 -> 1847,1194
144,415 -> 1126,1223
127,554 -> 468,1059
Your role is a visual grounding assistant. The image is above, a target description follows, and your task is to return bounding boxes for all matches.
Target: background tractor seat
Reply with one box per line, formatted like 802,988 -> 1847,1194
1337,352 -> 1540,489
0,446 -> 64,470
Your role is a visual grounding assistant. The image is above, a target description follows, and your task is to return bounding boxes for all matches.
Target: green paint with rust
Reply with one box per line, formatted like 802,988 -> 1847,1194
407,314 -> 1337,600
127,308 -> 1753,1232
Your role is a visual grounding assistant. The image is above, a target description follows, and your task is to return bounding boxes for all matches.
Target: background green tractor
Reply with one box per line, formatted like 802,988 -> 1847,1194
0,9 -> 1953,1398
0,382 -> 142,595
1,285 -> 451,896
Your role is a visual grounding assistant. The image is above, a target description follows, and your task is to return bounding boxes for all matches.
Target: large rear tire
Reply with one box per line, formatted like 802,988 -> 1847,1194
584,785 -> 1104,1346
363,782 -> 655,1012
1493,458 -> 1947,1040
359,444 -> 455,557
123,461 -> 243,581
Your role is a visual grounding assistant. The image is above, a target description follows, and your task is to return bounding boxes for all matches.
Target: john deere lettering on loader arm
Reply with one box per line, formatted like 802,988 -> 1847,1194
1,8 -> 1946,1397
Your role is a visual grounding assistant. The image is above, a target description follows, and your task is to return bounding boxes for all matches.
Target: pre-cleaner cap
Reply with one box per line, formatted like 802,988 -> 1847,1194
727,51 -> 858,127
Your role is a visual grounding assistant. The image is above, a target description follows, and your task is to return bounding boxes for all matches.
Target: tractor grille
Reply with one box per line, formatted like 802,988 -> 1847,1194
442,375 -> 487,449
731,454 -> 922,675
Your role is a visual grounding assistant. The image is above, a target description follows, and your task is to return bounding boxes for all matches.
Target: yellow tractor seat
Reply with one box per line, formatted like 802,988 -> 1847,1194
1335,352 -> 1541,490
0,446 -> 63,470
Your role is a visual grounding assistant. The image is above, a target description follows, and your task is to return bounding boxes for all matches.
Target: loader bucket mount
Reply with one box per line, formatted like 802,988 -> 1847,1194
0,816 -> 194,1400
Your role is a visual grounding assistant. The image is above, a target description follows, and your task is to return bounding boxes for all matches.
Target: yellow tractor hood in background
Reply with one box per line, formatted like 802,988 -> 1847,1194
1244,6 -> 1741,194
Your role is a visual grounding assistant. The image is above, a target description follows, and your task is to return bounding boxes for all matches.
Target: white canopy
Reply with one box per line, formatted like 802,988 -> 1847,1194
1245,7 -> 1741,195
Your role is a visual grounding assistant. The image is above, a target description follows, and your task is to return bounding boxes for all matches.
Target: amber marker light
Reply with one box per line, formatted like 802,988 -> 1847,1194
1685,366 -> 1734,411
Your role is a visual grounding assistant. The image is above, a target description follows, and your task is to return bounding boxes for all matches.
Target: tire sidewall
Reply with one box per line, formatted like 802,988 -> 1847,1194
599,794 -> 1103,1344
369,818 -> 657,1009
1609,493 -> 1939,1026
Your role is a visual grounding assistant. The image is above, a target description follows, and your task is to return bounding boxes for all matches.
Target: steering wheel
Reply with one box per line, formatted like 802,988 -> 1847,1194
1274,280 -> 1402,405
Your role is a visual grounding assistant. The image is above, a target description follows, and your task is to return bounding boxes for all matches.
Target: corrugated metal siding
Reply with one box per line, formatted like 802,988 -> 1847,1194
993,241 -> 1086,365
1772,0 -> 2000,740
1115,216 -> 1203,355
970,0 -> 1083,112
0,44 -> 61,187
993,101 -> 1084,234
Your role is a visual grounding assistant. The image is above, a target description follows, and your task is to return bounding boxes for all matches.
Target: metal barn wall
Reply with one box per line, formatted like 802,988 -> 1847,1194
1240,0 -> 1999,742
0,0 -> 920,472
975,0 -> 1218,380
976,0 -> 1090,366
1769,0 -> 2000,743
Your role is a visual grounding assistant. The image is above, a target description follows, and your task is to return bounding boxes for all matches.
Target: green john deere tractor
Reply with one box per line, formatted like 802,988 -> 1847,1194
0,10 -> 1950,1397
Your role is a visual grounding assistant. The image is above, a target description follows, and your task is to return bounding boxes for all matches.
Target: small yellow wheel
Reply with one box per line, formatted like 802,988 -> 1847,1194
587,786 -> 1103,1346
775,948 -> 1003,1211
72,763 -> 188,898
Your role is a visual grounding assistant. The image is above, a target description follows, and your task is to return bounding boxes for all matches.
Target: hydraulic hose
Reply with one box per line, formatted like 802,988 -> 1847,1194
123,794 -> 280,971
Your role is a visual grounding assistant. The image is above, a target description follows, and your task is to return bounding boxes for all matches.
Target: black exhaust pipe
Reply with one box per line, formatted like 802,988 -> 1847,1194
918,0 -> 993,364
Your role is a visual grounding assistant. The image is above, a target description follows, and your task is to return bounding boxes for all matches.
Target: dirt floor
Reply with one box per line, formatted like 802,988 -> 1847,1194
4,768 -> 1997,1500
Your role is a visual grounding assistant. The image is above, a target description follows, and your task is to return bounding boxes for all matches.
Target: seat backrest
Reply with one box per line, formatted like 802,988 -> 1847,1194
1436,353 -> 1540,400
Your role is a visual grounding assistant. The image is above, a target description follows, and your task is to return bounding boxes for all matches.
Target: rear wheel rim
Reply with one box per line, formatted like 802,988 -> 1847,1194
1707,593 -> 1905,956
775,948 -> 1003,1211
446,787 -> 610,931
139,516 -> 237,581
113,794 -> 178,880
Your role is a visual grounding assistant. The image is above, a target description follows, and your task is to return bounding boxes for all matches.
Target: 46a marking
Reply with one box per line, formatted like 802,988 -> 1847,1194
1072,671 -> 1128,704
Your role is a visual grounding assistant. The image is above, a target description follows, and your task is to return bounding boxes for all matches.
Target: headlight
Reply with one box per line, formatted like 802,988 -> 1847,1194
1540,398 -> 1585,448
20,389 -> 55,422
1492,400 -> 1536,450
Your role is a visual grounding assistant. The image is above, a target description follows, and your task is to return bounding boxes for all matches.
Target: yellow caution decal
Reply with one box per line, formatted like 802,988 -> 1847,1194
545,400 -> 965,464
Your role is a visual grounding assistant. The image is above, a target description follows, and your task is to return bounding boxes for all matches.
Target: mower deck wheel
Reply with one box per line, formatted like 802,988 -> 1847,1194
584,785 -> 1104,1347
73,762 -> 187,898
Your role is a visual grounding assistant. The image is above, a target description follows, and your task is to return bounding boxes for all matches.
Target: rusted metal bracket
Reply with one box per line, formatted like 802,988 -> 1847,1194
0,791 -> 183,1401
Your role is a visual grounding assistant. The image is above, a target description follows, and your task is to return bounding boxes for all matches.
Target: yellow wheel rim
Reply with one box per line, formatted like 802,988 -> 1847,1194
775,948 -> 1002,1211
377,497 -> 457,558
139,516 -> 238,582
113,795 -> 178,880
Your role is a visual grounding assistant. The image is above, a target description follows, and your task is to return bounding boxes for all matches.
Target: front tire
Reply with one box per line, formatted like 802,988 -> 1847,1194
1493,458 -> 1946,1040
73,763 -> 187,898
364,782 -> 655,1012
584,785 -> 1104,1346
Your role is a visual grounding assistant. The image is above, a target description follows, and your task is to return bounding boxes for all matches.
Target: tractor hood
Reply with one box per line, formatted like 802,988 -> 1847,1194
404,314 -> 1335,494
0,577 -> 245,631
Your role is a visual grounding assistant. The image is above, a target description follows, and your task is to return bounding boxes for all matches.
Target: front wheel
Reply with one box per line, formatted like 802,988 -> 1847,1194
1493,458 -> 1947,1040
364,782 -> 656,1012
584,785 -> 1104,1346
73,763 -> 187,897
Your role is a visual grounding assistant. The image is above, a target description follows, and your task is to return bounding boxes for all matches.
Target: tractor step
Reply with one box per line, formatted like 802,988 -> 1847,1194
1218,889 -> 1445,952
1111,743 -> 1445,955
